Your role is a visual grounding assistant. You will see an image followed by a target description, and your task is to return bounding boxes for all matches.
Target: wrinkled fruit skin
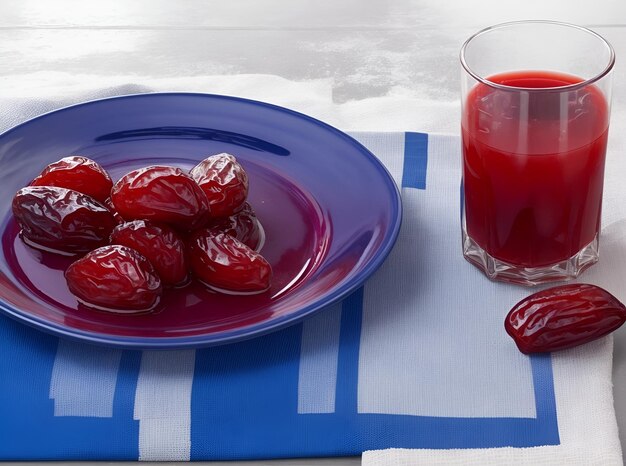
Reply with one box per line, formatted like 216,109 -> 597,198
190,153 -> 249,218
505,283 -> 626,354
110,220 -> 188,287
65,245 -> 162,312
12,186 -> 116,254
188,230 -> 271,294
30,156 -> 113,203
111,165 -> 210,230
208,202 -> 263,251
104,197 -> 125,225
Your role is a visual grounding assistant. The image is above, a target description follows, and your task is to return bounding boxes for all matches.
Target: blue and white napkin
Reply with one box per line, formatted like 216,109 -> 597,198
0,83 -> 622,464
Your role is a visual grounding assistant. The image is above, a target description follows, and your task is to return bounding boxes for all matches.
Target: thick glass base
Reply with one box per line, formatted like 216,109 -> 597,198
462,230 -> 599,286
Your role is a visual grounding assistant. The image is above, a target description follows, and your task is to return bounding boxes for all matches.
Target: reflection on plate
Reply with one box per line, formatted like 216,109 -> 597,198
0,93 -> 401,348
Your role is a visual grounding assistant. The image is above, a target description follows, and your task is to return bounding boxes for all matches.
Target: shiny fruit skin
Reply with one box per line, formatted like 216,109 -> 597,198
104,197 -> 125,225
110,165 -> 210,230
12,186 -> 116,254
505,283 -> 626,354
110,220 -> 188,287
30,156 -> 113,203
188,230 -> 271,294
190,153 -> 249,218
208,202 -> 262,251
65,245 -> 162,312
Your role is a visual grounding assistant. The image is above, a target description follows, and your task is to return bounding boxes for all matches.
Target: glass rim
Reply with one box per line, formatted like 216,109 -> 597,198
460,20 -> 615,92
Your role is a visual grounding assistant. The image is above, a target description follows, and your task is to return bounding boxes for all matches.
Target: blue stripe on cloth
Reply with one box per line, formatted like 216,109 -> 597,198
190,325 -> 303,459
335,287 -> 365,415
402,132 -> 428,189
333,288 -> 559,451
189,290 -> 367,460
0,315 -> 140,460
529,354 -> 560,444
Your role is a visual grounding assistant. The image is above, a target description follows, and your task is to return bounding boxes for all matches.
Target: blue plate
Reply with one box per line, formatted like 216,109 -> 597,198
0,93 -> 401,348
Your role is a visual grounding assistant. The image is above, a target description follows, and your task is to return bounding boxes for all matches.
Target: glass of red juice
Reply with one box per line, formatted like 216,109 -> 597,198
460,21 -> 615,286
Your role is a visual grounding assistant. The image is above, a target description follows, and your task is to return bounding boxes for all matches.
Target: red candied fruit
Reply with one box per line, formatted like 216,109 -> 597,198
30,156 -> 113,203
104,197 -> 125,225
110,220 -> 188,287
505,284 -> 626,354
208,202 -> 264,251
188,230 -> 272,294
111,165 -> 210,231
65,245 -> 162,312
190,153 -> 249,218
12,186 -> 116,254
16,154 -> 273,311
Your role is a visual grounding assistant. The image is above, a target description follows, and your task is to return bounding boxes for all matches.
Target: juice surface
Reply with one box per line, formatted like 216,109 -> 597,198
462,71 -> 609,267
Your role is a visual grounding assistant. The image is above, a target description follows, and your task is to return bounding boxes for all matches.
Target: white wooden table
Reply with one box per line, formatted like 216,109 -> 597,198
1,1 -> 626,464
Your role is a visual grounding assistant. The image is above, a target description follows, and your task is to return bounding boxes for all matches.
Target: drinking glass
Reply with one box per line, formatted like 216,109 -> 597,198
460,20 -> 615,286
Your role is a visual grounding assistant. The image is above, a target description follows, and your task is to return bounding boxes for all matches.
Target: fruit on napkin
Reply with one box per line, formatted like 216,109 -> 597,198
30,156 -> 113,203
505,283 -> 626,354
190,153 -> 249,218
65,245 -> 162,312
110,220 -> 188,287
12,185 -> 116,254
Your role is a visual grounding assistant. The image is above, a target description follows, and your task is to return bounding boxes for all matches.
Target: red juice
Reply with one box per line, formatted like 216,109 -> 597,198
462,70 -> 609,267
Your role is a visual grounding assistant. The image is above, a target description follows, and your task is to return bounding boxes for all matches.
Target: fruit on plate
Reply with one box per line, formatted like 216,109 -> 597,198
207,202 -> 264,251
505,283 -> 626,354
190,153 -> 249,218
110,165 -> 210,230
30,156 -> 113,203
110,220 -> 188,287
188,230 -> 272,294
65,245 -> 162,312
12,185 -> 116,254
13,152 -> 274,314
103,197 -> 125,224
